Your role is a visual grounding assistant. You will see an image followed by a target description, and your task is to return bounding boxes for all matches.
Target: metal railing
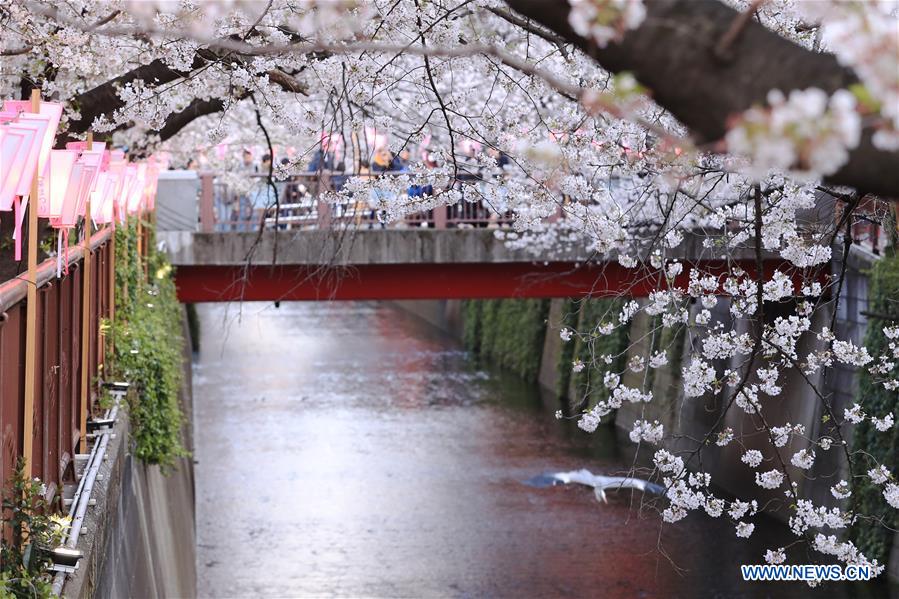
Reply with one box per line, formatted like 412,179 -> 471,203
0,228 -> 114,504
197,171 -> 517,233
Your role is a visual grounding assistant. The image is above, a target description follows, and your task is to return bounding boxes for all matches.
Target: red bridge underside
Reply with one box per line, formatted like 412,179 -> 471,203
174,260 -> 828,302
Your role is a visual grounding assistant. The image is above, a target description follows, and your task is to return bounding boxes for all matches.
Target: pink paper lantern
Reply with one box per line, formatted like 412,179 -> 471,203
74,163 -> 97,221
3,100 -> 63,175
128,163 -> 147,215
120,164 -> 138,215
106,153 -> 128,223
56,161 -> 92,229
56,145 -> 107,228
144,165 -> 160,212
44,149 -> 78,221
91,172 -> 116,224
0,128 -> 28,210
79,143 -> 106,189
102,172 -> 120,223
7,117 -> 51,205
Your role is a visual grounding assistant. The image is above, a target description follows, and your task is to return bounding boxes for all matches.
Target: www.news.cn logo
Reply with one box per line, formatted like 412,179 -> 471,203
741,564 -> 874,582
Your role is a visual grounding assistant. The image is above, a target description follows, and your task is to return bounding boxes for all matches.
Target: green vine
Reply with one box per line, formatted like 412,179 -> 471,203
555,299 -> 578,398
562,298 -> 631,413
849,250 -> 899,564
109,219 -> 186,468
462,299 -> 550,382
1,459 -> 70,599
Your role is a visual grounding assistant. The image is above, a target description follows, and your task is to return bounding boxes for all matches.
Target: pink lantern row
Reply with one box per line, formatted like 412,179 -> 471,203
0,98 -> 162,261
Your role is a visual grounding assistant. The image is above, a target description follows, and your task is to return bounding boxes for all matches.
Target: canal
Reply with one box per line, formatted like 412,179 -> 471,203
192,301 -> 888,598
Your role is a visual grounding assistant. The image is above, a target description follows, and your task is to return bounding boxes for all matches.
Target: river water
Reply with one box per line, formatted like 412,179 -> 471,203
193,301 -> 893,598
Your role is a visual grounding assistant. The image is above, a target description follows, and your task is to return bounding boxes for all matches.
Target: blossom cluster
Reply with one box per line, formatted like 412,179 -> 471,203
567,0 -> 646,48
725,88 -> 861,180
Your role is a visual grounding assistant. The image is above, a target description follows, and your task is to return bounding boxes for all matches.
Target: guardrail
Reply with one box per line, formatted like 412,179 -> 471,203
197,171 -> 519,232
0,227 -> 114,505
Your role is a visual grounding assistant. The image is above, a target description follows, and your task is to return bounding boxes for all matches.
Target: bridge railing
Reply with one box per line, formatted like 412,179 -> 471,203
0,228 -> 114,505
170,172 -> 889,260
196,171 -> 519,232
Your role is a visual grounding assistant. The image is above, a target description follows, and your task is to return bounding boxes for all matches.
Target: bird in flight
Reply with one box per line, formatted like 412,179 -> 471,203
526,468 -> 664,504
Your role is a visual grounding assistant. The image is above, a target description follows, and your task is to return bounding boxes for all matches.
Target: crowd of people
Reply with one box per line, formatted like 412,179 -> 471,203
203,144 -> 512,231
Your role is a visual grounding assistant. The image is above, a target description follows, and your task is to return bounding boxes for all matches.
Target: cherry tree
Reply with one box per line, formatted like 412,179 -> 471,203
3,0 -> 899,581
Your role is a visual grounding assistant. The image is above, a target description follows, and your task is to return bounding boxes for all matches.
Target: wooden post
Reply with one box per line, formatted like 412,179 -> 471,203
22,89 -> 41,475
136,216 -> 143,279
79,133 -> 93,453
108,229 -> 115,363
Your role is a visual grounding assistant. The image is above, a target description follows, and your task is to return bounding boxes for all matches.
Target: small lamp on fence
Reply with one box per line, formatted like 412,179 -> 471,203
48,546 -> 83,568
87,417 -> 115,433
101,381 -> 130,392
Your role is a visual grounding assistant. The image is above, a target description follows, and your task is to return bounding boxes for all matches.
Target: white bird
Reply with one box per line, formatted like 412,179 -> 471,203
528,468 -> 664,504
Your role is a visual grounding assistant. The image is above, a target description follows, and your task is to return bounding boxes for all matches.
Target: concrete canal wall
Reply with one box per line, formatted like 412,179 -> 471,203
60,310 -> 197,598
390,244 -> 899,581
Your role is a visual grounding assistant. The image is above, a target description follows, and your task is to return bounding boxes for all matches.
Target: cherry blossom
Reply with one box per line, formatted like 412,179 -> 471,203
831,481 -> 851,500
725,88 -> 861,179
741,450 -> 763,469
567,0 -> 646,48
735,521 -> 755,538
755,470 -> 785,490
764,548 -> 786,564
1,0 -> 898,577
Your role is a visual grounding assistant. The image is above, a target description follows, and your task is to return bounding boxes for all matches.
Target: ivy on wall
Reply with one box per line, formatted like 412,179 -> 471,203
109,219 -> 186,468
559,298 -> 631,412
1,460 -> 68,598
462,299 -> 550,382
555,299 -> 577,398
850,251 -> 899,564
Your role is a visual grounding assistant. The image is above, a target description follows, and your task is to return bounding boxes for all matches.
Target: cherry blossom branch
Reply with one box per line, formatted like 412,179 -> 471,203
713,0 -> 767,61
505,0 -> 899,197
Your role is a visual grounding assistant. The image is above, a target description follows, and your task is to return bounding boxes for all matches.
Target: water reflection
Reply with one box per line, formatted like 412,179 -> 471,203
193,302 -> 896,598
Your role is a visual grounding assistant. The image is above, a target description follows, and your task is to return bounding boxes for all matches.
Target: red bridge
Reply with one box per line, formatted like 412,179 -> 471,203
159,230 -> 827,303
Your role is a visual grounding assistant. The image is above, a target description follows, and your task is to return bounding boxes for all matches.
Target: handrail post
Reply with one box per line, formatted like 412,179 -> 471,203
317,200 -> 332,229
434,205 -> 447,230
199,173 -> 215,233
316,174 -> 332,229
